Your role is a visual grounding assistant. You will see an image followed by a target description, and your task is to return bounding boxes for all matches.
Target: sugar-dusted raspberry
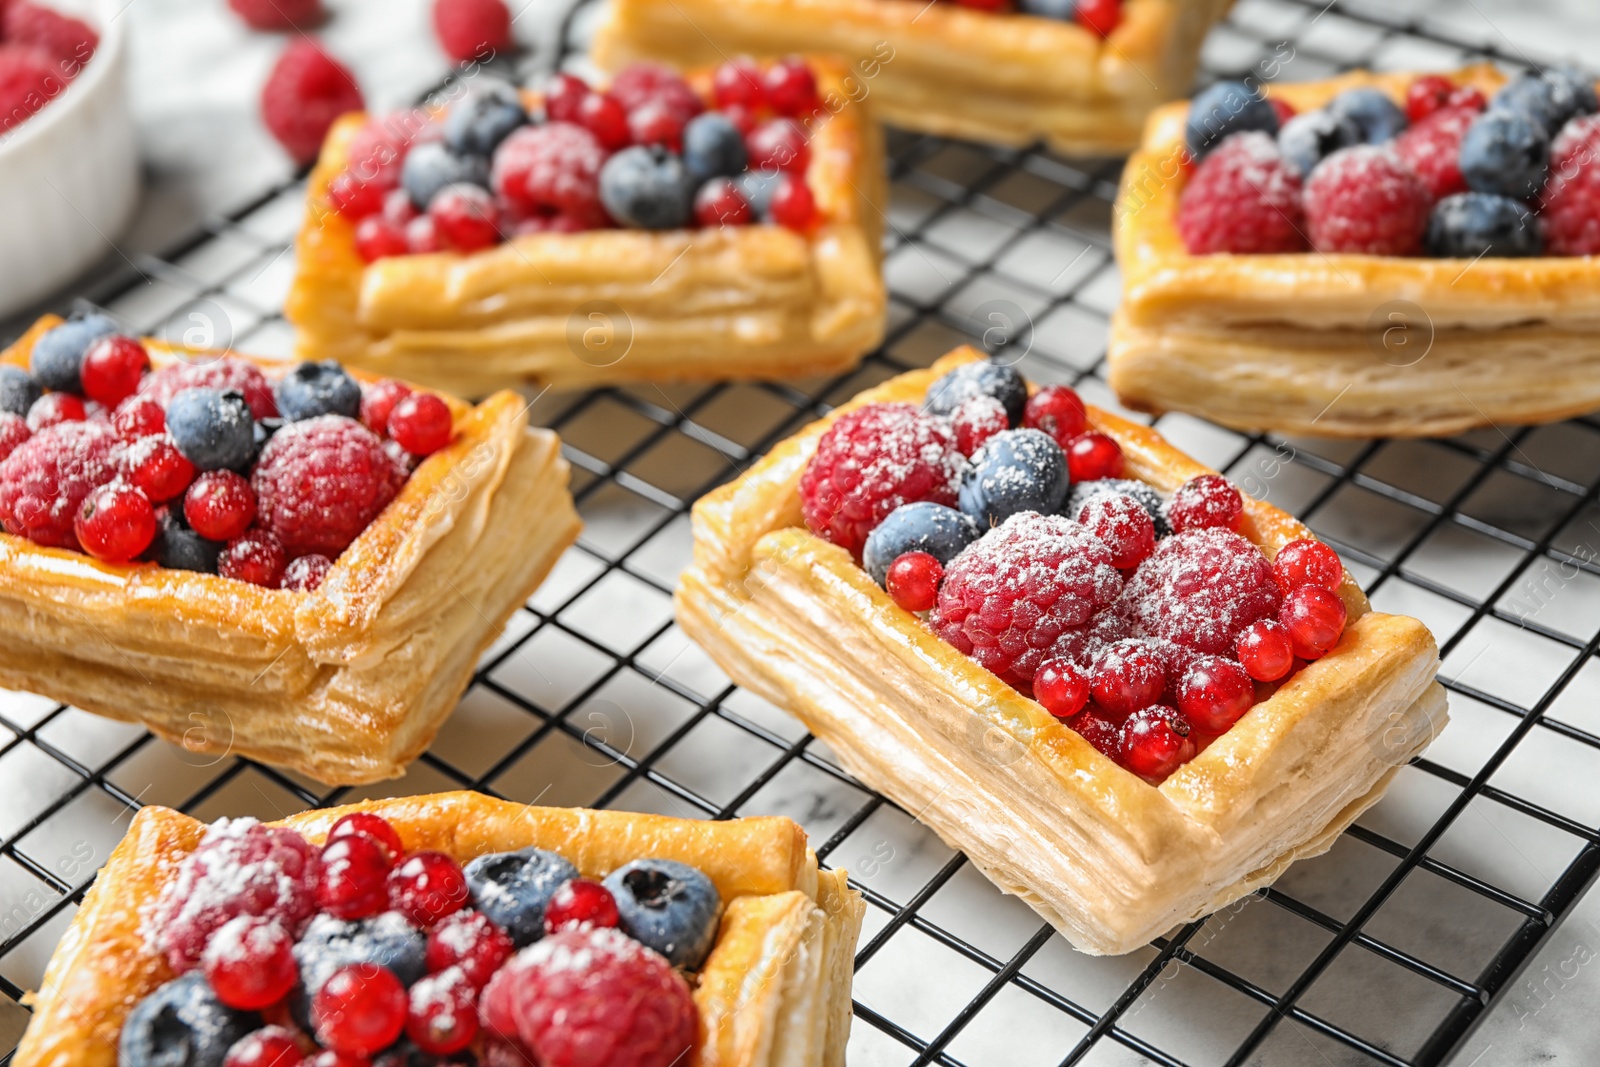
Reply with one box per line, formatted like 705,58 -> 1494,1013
432,0 -> 512,63
0,421 -> 117,549
0,413 -> 30,465
1539,118 -> 1600,255
252,415 -> 408,558
347,115 -> 418,191
3,1 -> 97,66
149,818 -> 321,974
480,926 -> 696,1067
492,123 -> 608,225
1405,75 -> 1457,124
1394,105 -> 1475,201
799,402 -> 963,559
0,44 -> 63,134
608,63 -> 703,124
141,358 -> 278,420
261,39 -> 364,166
228,0 -> 324,31
1116,527 -> 1280,657
1303,146 -> 1431,255
1177,132 -> 1306,255
950,395 -> 1008,456
1551,115 -> 1600,177
360,379 -> 412,436
930,512 -> 1123,694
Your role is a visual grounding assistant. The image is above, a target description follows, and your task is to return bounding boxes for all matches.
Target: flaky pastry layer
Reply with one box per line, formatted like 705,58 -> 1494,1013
1110,66 -> 1600,436
14,792 -> 865,1067
676,348 -> 1446,954
0,318 -> 581,784
594,0 -> 1235,155
287,61 -> 886,395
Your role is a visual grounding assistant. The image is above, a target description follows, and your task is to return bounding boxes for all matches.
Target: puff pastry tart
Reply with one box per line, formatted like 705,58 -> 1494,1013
675,348 -> 1447,954
592,0 -> 1236,155
0,315 -> 579,785
1111,65 -> 1600,437
14,790 -> 865,1067
286,58 -> 886,396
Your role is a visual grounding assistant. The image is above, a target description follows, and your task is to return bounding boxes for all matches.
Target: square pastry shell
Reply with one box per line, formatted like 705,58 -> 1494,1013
674,348 -> 1447,954
0,317 -> 580,785
13,791 -> 865,1067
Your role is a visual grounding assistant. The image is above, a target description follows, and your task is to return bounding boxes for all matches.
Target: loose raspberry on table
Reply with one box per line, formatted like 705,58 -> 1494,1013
930,512 -> 1124,694
252,415 -> 408,558
1115,527 -> 1281,657
0,421 -> 117,549
3,1 -> 97,67
491,123 -> 608,225
480,926 -> 696,1067
1394,105 -> 1475,201
1176,132 -> 1307,255
432,0 -> 513,64
141,358 -> 279,420
261,39 -> 364,166
228,0 -> 324,31
799,402 -> 964,560
0,44 -> 64,133
1303,146 -> 1431,255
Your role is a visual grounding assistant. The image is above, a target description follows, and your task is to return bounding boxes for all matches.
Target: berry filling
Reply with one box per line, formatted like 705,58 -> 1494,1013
796,364 -> 1356,782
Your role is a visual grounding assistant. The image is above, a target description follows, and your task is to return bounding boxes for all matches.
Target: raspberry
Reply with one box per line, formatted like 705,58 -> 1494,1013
140,358 -> 278,420
1539,121 -> 1600,255
0,45 -> 62,133
150,819 -> 320,974
1116,528 -> 1280,657
113,396 -> 166,440
1176,132 -> 1306,254
930,512 -> 1123,694
1394,105 -> 1475,201
950,395 -> 1008,456
543,879 -> 620,935
185,470 -> 257,542
1303,146 -> 1430,255
1552,114 -> 1600,176
252,415 -> 408,558
3,2 -> 96,67
1166,474 -> 1242,533
608,63 -> 703,124
220,529 -> 287,588
361,379 -> 412,435
1406,75 -> 1457,124
355,215 -> 409,261
480,926 -> 696,1067
75,481 -> 156,562
491,123 -> 607,225
432,0 -> 512,64
26,392 -> 84,432
799,402 -> 963,559
0,421 -> 117,549
346,115 -> 417,190
0,413 -> 29,464
228,0 -> 324,31
1076,492 -> 1155,570
261,39 -> 364,166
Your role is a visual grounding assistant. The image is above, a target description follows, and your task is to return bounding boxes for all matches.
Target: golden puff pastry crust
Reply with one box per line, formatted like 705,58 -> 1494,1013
675,347 -> 1447,955
286,60 -> 887,396
0,317 -> 580,785
1111,66 -> 1600,437
592,0 -> 1236,156
14,791 -> 865,1067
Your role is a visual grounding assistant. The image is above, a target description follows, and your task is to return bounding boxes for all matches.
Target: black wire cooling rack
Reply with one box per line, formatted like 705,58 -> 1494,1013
3,0 -> 1600,1063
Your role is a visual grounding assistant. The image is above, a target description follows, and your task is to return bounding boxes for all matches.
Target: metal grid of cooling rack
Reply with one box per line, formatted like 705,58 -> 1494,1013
3,0 -> 1600,1063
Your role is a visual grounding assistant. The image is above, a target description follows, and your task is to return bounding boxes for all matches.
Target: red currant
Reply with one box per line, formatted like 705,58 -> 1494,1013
426,909 -> 514,987
431,186 -> 502,252
1076,492 -> 1155,570
747,118 -> 810,173
388,392 -> 453,456
576,91 -> 630,150
1176,655 -> 1254,733
544,72 -> 591,123
1447,85 -> 1486,111
406,967 -> 479,1055
27,392 -> 86,432
1075,0 -> 1122,37
1034,657 -> 1089,718
313,963 -> 407,1056
283,553 -> 333,592
543,878 -> 620,934
80,335 -> 150,408
769,174 -> 818,231
720,102 -> 757,136
383,187 -> 419,227
0,413 -> 28,464
1405,74 -> 1456,123
1236,618 -> 1294,682
1269,97 -> 1297,126
328,169 -> 387,220
886,551 -> 943,612
950,395 -> 1008,456
406,215 -> 445,254
222,1026 -> 304,1067
1065,431 -> 1124,482
328,812 -> 404,860
1023,385 -> 1086,447
388,851 -> 469,928
316,831 -> 394,919
202,916 -> 297,1010
112,396 -> 166,440
184,470 -> 257,542
1090,640 -> 1165,717
75,482 -> 156,562
220,529 -> 288,588
1120,705 -> 1194,780
1166,473 -> 1242,533
1273,538 -> 1343,593
765,58 -> 819,118
628,100 -> 687,151
1279,585 -> 1347,660
713,58 -> 767,111
360,379 -> 412,435
125,435 -> 196,503
693,177 -> 752,227
354,215 -> 410,262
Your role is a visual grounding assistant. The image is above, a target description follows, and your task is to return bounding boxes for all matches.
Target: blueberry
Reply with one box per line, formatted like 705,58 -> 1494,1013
1424,192 -> 1543,258
30,313 -> 117,393
0,365 -> 40,416
1065,478 -> 1171,537
598,145 -> 696,230
1277,109 -> 1362,176
166,388 -> 257,471
403,141 -> 492,211
862,502 -> 981,587
275,360 -> 361,422
1017,0 -> 1077,16
443,78 -> 529,157
958,428 -> 1069,528
1325,88 -> 1408,144
1460,109 -> 1550,200
603,858 -> 721,970
1185,81 -> 1279,160
1547,66 -> 1599,121
682,112 -> 749,183
464,846 -> 579,947
119,973 -> 256,1067
735,170 -> 780,217
1493,69 -> 1597,134
924,361 -> 1027,424
290,911 -> 426,1028
146,508 -> 223,572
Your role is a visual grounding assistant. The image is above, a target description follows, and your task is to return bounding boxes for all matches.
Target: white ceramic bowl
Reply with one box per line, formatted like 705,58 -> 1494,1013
0,0 -> 137,318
